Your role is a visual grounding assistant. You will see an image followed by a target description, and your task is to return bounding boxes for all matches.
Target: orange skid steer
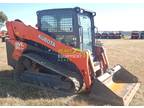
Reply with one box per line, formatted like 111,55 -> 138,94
5,7 -> 139,105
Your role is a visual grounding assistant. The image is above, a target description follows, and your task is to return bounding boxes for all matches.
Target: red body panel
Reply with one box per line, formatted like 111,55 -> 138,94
6,21 -> 92,90
95,46 -> 109,73
6,21 -> 110,91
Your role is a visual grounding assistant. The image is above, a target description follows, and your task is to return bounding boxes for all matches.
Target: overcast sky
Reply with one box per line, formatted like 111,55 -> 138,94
0,3 -> 144,31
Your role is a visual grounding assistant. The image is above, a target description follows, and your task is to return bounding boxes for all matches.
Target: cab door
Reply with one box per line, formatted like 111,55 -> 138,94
78,14 -> 92,51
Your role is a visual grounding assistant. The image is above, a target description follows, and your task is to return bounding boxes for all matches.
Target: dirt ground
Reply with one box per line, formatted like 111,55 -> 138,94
0,39 -> 144,106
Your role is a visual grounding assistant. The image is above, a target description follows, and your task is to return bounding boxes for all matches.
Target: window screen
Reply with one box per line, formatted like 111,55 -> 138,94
59,17 -> 73,32
40,14 -> 73,32
41,15 -> 57,32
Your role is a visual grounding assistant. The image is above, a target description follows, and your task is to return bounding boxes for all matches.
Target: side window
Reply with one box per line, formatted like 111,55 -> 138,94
59,17 -> 73,32
41,15 -> 57,32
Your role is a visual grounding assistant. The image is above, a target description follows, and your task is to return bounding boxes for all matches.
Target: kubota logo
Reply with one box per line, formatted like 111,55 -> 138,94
38,35 -> 56,47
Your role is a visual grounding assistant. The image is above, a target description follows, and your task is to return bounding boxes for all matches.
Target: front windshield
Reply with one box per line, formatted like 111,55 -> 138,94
40,13 -> 77,47
78,14 -> 92,51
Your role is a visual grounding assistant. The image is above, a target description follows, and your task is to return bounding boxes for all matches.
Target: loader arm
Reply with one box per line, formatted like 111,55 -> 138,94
6,21 -> 93,91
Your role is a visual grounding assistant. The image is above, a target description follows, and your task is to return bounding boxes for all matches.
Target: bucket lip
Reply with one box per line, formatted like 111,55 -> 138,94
92,73 -> 140,105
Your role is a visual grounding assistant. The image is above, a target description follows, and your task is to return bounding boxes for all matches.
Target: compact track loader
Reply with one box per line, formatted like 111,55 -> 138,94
5,7 -> 140,105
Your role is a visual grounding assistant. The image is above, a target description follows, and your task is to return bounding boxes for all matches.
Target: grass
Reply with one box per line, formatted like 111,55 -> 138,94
0,39 -> 144,105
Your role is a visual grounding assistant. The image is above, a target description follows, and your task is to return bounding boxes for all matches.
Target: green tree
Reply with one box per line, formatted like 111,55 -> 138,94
0,11 -> 8,30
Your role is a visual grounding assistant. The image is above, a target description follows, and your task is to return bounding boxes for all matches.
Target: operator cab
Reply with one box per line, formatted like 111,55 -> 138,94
37,7 -> 96,52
